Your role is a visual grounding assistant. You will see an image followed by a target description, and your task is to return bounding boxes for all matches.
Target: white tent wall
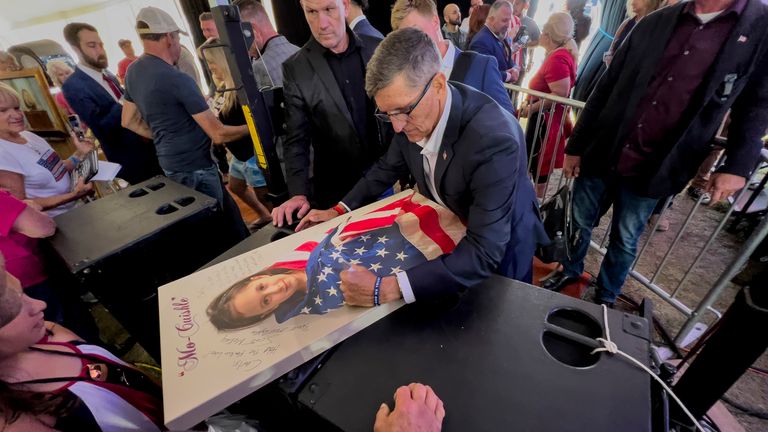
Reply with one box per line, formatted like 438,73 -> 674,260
0,0 -> 208,90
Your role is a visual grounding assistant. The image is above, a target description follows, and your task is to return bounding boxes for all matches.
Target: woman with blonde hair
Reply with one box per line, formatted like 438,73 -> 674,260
45,61 -> 78,119
519,12 -> 578,197
200,41 -> 272,229
0,82 -> 93,217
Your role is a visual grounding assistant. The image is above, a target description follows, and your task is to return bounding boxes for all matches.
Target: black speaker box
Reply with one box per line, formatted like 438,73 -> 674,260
49,177 -> 235,360
295,276 -> 653,431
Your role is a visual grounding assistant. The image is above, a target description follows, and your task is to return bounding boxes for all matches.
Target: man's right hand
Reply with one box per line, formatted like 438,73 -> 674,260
272,195 -> 311,227
563,155 -> 581,178
296,208 -> 338,232
374,383 -> 445,432
506,67 -> 520,83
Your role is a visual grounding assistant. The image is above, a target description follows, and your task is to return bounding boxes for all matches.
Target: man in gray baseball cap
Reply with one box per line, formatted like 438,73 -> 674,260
121,6 -> 250,243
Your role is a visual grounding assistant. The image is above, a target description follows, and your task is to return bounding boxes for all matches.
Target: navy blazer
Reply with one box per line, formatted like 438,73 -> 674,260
342,83 -> 546,300
352,17 -> 384,40
468,26 -> 514,80
450,48 -> 515,114
568,0 -> 768,198
62,68 -> 161,184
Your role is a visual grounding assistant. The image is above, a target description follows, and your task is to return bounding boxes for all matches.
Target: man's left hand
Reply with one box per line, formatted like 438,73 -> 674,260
340,265 -> 402,306
706,173 -> 746,205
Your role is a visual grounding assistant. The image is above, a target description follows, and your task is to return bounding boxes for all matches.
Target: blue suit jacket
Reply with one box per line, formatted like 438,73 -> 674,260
450,48 -> 515,114
468,26 -> 514,81
342,83 -> 547,300
62,68 -> 161,184
352,18 -> 384,40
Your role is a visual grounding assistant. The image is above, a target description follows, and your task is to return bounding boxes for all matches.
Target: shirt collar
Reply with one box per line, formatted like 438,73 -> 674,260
323,27 -> 360,58
349,15 -> 367,30
485,24 -> 504,40
440,40 -> 457,79
416,88 -> 452,156
262,35 -> 282,53
682,0 -> 747,20
78,62 -> 105,81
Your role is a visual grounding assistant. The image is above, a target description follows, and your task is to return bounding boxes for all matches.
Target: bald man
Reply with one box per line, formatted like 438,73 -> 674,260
442,3 -> 467,49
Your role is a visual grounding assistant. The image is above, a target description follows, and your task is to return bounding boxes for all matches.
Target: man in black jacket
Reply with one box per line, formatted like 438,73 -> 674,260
272,0 -> 386,226
545,0 -> 768,306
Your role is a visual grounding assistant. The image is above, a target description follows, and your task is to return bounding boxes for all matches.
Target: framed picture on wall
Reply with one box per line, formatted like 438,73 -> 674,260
0,67 -> 67,134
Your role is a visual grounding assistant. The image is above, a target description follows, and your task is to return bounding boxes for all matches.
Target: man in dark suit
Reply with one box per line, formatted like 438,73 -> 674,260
272,0 -> 387,226
297,28 -> 546,306
347,0 -> 385,39
544,0 -> 768,306
390,0 -> 515,114
468,0 -> 521,83
61,23 -> 161,185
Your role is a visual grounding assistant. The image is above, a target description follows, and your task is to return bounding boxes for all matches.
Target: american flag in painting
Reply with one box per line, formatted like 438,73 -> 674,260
271,193 -> 466,322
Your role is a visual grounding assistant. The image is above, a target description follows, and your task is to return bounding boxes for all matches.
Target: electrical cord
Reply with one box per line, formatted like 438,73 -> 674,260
592,305 -> 706,432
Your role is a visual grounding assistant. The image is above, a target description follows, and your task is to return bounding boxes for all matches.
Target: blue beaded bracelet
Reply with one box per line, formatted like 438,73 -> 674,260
69,155 -> 81,166
373,276 -> 382,306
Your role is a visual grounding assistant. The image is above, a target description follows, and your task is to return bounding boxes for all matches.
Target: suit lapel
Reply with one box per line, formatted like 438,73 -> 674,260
306,38 -> 354,128
433,86 -> 462,198
76,67 -> 117,102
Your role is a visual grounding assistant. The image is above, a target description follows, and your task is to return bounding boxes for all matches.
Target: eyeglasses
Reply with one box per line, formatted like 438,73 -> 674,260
374,74 -> 436,123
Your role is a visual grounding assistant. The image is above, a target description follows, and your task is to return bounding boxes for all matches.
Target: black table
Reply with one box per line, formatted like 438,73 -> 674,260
206,233 -> 654,432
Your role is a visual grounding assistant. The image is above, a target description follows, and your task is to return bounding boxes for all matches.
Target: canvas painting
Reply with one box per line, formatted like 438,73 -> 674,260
0,68 -> 65,133
158,191 -> 466,429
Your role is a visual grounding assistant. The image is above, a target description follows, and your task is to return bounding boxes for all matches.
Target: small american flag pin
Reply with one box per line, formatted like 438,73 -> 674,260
442,151 -> 448,160
737,35 -> 748,43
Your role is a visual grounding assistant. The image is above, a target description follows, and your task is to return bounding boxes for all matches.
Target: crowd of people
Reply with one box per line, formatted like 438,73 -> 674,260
1,0 -> 767,430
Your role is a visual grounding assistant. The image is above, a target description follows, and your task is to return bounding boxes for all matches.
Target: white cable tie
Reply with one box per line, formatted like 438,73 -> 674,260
594,304 -> 705,432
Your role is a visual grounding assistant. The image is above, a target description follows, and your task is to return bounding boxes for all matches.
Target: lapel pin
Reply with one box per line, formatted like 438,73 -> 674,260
737,35 -> 748,43
442,151 -> 448,160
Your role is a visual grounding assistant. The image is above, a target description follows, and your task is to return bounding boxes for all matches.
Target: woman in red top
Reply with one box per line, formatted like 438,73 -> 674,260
519,12 -> 579,197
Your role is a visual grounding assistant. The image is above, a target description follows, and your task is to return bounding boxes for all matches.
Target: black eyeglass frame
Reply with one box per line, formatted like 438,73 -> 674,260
374,74 -> 437,123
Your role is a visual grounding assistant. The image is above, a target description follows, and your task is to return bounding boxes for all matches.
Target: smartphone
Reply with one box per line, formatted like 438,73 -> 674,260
513,25 -> 528,43
67,114 -> 86,141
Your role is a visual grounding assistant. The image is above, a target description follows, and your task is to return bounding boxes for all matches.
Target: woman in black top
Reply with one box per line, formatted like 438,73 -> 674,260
201,42 -> 272,230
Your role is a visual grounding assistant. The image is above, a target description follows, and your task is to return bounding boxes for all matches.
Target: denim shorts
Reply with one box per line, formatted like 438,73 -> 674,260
229,156 -> 267,188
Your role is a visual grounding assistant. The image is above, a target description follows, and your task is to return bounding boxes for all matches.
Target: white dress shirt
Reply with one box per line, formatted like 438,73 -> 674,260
78,63 -> 119,102
395,89 -> 453,303
349,15 -> 368,31
440,40 -> 457,80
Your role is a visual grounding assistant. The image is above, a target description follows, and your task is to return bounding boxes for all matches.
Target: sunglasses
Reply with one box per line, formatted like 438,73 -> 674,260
375,74 -> 436,123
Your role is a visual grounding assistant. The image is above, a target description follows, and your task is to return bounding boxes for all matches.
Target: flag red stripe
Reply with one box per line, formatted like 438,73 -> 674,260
295,241 -> 319,252
410,204 -> 456,254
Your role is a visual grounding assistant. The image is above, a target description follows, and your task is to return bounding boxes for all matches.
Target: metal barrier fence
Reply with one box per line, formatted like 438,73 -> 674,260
505,83 -> 768,346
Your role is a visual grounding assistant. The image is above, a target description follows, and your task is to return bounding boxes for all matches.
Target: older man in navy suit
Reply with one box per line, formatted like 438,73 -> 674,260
390,0 -> 514,114
297,28 -> 546,307
62,23 -> 161,184
468,0 -> 521,84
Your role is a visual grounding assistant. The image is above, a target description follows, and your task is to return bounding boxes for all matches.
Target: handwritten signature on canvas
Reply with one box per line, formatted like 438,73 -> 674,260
172,297 -> 200,376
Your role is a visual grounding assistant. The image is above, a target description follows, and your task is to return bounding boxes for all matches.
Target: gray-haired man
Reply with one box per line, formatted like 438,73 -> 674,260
297,28 -> 545,307
236,0 -> 299,88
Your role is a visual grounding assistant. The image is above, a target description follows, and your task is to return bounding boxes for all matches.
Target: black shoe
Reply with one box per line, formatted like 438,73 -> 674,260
541,271 -> 581,292
594,298 -> 615,309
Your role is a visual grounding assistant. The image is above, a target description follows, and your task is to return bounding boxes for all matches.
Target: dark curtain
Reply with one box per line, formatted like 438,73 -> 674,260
572,0 -> 627,101
272,0 -> 312,46
367,0 -> 477,36
177,0 -> 210,48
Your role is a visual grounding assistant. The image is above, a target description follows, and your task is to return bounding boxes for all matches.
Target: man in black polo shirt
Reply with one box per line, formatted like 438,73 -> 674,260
272,0 -> 385,226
